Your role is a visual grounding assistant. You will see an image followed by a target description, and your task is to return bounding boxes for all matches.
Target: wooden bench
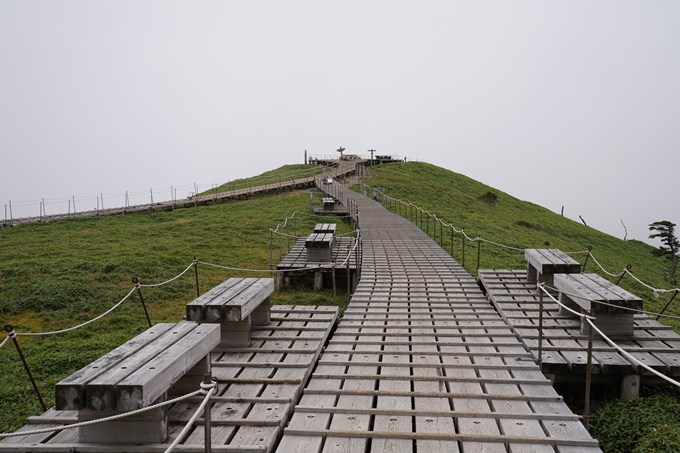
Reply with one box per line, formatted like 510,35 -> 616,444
525,248 -> 581,285
186,277 -> 274,348
54,321 -> 220,444
554,273 -> 643,337
314,223 -> 337,235
322,197 -> 335,211
305,232 -> 334,262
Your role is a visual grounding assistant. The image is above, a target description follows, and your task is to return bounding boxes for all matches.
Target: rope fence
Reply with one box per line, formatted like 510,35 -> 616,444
536,282 -> 680,430
367,184 -> 680,303
0,382 -> 216,449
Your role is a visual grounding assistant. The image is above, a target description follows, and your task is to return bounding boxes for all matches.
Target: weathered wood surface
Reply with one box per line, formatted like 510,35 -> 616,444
554,273 -> 643,337
525,248 -> 581,288
54,322 -> 219,412
478,269 -> 680,383
1,306 -> 338,453
274,191 -> 601,452
277,237 -> 357,272
313,223 -> 337,234
186,278 -> 274,323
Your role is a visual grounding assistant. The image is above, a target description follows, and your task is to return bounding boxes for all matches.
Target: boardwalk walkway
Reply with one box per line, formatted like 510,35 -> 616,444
276,187 -> 601,453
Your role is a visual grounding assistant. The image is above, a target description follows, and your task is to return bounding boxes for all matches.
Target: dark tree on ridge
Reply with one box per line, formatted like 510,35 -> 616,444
649,220 -> 679,285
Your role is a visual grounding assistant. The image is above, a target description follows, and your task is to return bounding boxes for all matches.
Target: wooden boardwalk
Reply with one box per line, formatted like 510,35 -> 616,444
478,269 -> 680,382
276,189 -> 601,452
1,160 -> 360,228
0,306 -> 338,452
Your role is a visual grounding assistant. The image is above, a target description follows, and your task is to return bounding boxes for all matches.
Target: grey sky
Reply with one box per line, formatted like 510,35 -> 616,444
1,1 -> 678,246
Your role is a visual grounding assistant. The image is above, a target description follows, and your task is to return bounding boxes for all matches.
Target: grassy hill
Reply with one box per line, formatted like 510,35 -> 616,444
1,161 -> 678,449
361,162 -> 679,330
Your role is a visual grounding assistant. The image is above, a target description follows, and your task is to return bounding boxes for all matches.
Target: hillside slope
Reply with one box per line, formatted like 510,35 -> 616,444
1,161 -> 678,444
361,162 -> 678,330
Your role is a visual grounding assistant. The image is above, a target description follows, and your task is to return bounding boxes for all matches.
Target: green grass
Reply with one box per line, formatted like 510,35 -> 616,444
0,189 -> 350,432
360,162 -> 680,331
2,161 -> 679,451
198,164 -> 327,196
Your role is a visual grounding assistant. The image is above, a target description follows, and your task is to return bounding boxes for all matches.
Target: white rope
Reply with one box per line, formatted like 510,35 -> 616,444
16,287 -> 137,337
198,260 -> 333,273
538,284 -> 595,319
164,381 -> 216,453
0,389 -> 204,439
0,333 -> 12,349
478,238 -> 524,252
586,318 -> 680,388
585,252 -> 625,278
542,285 -> 680,320
138,261 -> 196,288
623,268 -> 680,295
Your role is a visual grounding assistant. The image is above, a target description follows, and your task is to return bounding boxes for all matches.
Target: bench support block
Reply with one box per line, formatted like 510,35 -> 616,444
169,355 -> 210,397
621,374 -> 640,400
219,317 -> 251,348
580,314 -> 634,337
78,393 -> 168,444
251,298 -> 271,326
314,271 -> 323,292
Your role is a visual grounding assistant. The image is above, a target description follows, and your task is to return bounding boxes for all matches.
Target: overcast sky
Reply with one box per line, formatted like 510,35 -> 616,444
1,1 -> 678,246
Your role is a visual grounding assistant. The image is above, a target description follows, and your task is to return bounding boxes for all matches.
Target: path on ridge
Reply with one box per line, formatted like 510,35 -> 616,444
275,187 -> 601,453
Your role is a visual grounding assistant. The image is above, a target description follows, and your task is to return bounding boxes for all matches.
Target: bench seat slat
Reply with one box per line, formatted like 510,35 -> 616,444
224,278 -> 275,322
54,323 -> 176,411
117,323 -> 220,410
85,321 -> 199,410
186,278 -> 244,322
205,278 -> 258,322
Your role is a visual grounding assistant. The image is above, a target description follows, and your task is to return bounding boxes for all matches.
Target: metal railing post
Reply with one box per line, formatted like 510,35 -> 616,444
4,324 -> 47,412
204,374 -> 213,453
537,284 -> 544,369
583,309 -> 594,431
615,265 -> 631,285
582,246 -> 593,272
194,256 -> 200,297
657,289 -> 680,320
132,277 -> 152,327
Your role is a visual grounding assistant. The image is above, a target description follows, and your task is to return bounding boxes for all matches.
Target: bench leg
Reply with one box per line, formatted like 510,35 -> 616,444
527,263 -> 538,283
620,375 -> 640,400
276,271 -> 284,291
559,293 -> 581,317
314,271 -> 324,292
169,355 -> 211,397
251,297 -> 271,326
219,317 -> 251,348
78,393 -> 168,443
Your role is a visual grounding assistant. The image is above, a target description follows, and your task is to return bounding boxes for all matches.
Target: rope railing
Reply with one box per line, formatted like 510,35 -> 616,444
138,261 -> 197,288
0,384 -> 211,440
164,380 -> 217,453
14,287 -> 138,338
586,318 -> 680,388
370,185 -> 680,301
543,284 -> 680,321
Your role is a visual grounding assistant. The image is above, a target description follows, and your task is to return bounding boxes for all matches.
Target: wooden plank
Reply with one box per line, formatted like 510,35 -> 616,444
85,322 -> 209,411
116,323 -> 221,410
186,279 -> 244,322
224,279 -> 274,322
55,323 -> 175,410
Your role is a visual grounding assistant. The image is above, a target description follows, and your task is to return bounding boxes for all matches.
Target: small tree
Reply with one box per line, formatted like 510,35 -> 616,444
649,220 -> 679,285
